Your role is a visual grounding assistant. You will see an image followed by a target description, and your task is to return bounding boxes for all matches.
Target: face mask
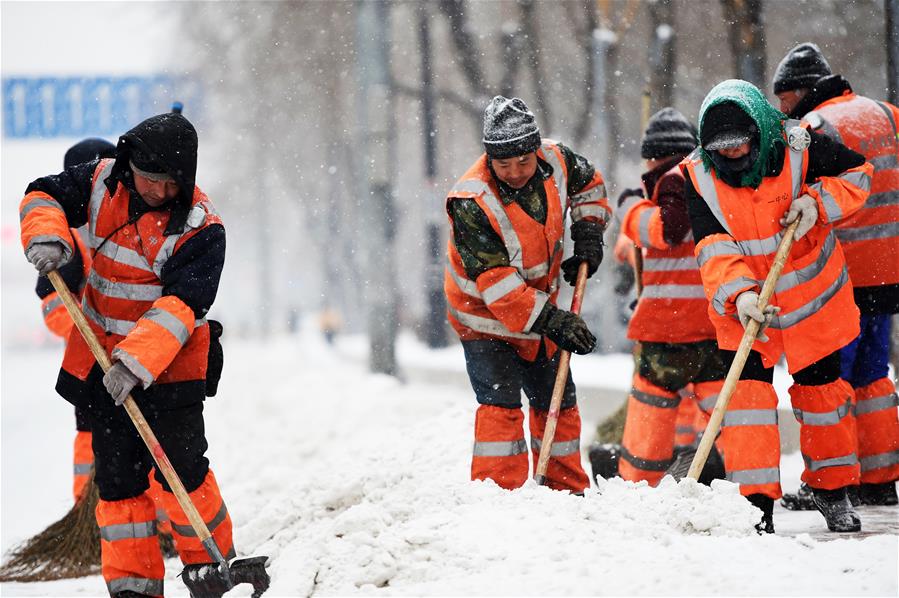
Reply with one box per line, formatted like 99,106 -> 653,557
709,142 -> 759,178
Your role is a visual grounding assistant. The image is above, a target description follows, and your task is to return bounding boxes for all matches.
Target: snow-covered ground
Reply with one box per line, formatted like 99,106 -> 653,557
2,324 -> 896,597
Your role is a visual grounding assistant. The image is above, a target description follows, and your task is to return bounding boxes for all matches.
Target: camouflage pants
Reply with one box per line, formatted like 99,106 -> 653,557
636,340 -> 729,393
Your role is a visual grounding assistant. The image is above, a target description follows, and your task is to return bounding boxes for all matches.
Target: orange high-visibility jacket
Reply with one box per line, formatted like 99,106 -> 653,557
445,140 -> 610,361
620,165 -> 716,343
40,228 -> 92,339
20,158 -> 222,388
804,93 -> 899,289
682,121 -> 873,372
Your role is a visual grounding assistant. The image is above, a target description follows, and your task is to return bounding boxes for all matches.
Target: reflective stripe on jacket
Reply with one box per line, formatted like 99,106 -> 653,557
681,121 -> 871,372
621,165 -> 716,343
40,228 -> 92,339
805,94 -> 899,289
445,140 -> 609,361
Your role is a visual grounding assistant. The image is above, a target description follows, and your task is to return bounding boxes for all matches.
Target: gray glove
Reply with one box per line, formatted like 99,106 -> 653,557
735,291 -> 780,343
779,194 -> 818,240
103,361 -> 141,406
25,242 -> 67,276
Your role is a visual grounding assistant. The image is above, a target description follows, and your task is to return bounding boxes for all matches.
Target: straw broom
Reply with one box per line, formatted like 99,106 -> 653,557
0,472 -> 177,582
0,472 -> 101,582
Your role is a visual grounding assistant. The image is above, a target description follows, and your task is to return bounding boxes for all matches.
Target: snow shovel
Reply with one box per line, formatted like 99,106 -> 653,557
684,220 -> 800,481
47,270 -> 271,598
534,261 -> 589,486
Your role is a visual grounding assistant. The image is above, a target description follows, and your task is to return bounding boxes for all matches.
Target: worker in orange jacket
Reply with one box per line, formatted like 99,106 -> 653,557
445,96 -> 610,493
21,113 -> 231,597
590,108 -> 728,487
682,80 -> 873,533
772,43 -> 899,508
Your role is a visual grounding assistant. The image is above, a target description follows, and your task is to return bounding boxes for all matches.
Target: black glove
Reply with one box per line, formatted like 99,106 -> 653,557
616,187 -> 644,208
561,220 -> 604,285
532,304 -> 596,355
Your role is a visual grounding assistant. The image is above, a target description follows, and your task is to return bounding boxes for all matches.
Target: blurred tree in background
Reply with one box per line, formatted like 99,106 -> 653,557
177,0 -> 890,374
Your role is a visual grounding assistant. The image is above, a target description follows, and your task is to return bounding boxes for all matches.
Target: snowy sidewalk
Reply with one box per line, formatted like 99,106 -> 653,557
1,330 -> 896,596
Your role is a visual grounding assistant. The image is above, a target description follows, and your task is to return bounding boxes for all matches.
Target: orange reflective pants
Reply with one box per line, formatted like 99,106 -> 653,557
529,406 -> 589,493
854,378 -> 899,484
96,494 -> 165,597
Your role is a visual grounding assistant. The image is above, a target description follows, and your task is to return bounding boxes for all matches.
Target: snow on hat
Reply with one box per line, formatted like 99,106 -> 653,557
700,102 -> 758,151
772,42 -> 832,94
64,138 -> 115,169
482,96 -> 541,159
640,107 -> 698,159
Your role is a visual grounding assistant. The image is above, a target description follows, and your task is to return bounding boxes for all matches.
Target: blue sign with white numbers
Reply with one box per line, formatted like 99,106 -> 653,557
2,76 -> 202,138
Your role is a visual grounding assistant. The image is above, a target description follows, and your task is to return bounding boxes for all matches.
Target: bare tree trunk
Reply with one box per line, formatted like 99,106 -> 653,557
418,2 -> 449,348
647,0 -> 676,111
720,0 -> 766,87
519,0 -> 551,134
499,20 -> 525,99
572,0 -> 598,147
592,28 -> 620,182
887,0 -> 899,104
356,0 -> 398,376
256,152 -> 273,338
438,0 -> 487,99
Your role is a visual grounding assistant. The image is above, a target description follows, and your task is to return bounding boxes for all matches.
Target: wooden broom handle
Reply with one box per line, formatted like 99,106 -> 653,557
686,219 -> 800,480
47,271 -> 218,550
534,261 -> 589,484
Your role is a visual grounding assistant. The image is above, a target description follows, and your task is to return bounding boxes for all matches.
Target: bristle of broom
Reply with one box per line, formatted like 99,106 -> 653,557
595,399 -> 628,445
0,474 -> 100,582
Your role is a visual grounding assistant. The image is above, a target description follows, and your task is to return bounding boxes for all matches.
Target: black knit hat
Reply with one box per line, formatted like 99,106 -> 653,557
772,42 -> 832,94
700,102 -> 758,151
640,108 -> 698,159
482,96 -> 541,159
64,138 -> 115,169
130,146 -> 169,174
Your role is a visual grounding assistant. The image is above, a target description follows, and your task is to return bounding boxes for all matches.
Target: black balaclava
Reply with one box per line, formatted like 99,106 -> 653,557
701,102 -> 760,187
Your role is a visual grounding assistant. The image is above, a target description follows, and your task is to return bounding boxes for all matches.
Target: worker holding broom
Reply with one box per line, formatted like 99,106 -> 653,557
682,79 -> 873,533
772,42 -> 899,509
20,112 -> 234,597
444,95 -> 610,493
33,137 -> 179,560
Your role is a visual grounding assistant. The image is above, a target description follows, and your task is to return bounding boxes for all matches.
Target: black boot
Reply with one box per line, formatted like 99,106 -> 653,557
114,592 -> 152,598
780,483 -> 816,511
663,445 -> 726,485
812,487 -> 862,532
588,442 -> 620,482
858,481 -> 898,506
747,493 -> 775,534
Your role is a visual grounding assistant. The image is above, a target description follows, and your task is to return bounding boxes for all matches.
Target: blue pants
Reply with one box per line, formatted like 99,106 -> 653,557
840,314 -> 893,388
462,339 -> 576,411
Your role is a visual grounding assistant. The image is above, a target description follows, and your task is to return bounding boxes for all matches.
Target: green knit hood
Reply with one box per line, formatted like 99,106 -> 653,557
698,79 -> 787,187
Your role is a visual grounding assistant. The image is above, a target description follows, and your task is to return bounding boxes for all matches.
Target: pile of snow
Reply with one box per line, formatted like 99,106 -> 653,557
2,327 -> 897,596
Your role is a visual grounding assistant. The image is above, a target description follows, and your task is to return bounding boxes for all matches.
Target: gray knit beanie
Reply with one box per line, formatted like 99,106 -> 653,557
482,96 -> 541,159
640,107 -> 698,159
